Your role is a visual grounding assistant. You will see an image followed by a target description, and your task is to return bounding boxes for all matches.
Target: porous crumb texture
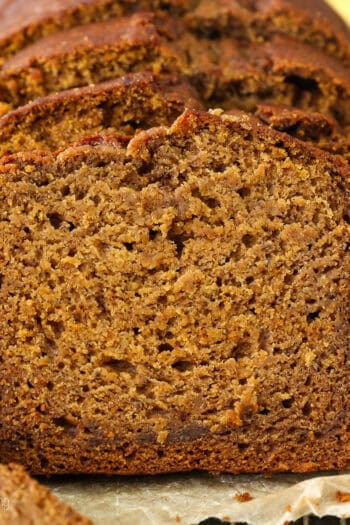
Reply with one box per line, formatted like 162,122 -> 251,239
0,0 -> 349,69
0,463 -> 91,524
1,11 -> 350,133
0,110 -> 349,475
0,72 -> 203,155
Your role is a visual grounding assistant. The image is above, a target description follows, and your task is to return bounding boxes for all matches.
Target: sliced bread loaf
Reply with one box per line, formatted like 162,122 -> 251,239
0,110 -> 349,475
1,13 -> 350,131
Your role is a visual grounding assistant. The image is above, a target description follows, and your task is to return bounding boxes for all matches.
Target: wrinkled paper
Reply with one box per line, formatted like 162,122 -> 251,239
45,473 -> 350,524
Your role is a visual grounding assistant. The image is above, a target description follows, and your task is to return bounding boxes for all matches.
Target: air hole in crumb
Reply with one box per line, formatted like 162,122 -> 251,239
123,242 -> 134,252
172,360 -> 194,372
0,274 -> 3,289
302,401 -> 312,416
133,327 -> 140,335
216,276 -> 222,287
242,234 -> 255,248
246,276 -> 254,285
343,213 -> 350,224
47,381 -> 54,391
304,375 -> 311,386
53,416 -> 78,435
237,187 -> 251,198
273,347 -> 282,355
47,320 -> 64,338
168,231 -> 188,258
238,443 -> 249,451
47,212 -> 63,229
307,310 -> 320,323
101,358 -> 136,376
61,185 -> 70,197
232,341 -> 251,358
23,226 -> 31,234
259,408 -> 270,416
57,362 -> 65,370
158,295 -> 167,304
149,229 -> 158,240
158,343 -> 173,353
39,457 -> 49,468
282,397 -> 294,409
239,378 -> 247,386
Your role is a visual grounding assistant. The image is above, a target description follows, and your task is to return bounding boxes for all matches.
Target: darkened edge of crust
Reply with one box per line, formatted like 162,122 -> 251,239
127,109 -> 350,178
0,72 -> 202,138
0,11 -> 180,74
1,109 -> 349,181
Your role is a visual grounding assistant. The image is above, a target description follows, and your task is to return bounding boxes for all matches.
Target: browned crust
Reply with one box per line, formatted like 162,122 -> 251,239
0,463 -> 91,523
0,72 -> 202,153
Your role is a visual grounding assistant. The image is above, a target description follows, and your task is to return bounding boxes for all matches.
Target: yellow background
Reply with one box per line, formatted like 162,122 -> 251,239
327,0 -> 350,24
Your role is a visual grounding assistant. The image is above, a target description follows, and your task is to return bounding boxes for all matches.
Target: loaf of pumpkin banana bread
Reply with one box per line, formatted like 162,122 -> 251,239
0,110 -> 349,475
0,464 -> 91,524
0,72 -> 202,155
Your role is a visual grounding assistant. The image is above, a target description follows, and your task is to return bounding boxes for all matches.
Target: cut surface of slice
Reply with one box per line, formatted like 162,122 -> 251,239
0,463 -> 91,524
0,110 -> 349,475
0,72 -> 202,155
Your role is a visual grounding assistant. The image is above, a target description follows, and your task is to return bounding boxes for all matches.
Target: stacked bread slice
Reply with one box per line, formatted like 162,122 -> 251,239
0,0 -> 349,479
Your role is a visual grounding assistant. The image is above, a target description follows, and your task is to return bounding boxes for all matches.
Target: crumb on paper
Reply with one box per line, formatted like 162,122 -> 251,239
285,504 -> 292,513
175,515 -> 181,523
235,491 -> 254,503
336,491 -> 350,503
222,516 -> 231,522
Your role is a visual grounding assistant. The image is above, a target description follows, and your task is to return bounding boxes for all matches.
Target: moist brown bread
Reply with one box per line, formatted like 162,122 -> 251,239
1,12 -> 350,131
187,0 -> 350,69
255,103 -> 350,162
0,0 -> 348,70
0,464 -> 91,524
0,109 -> 349,475
0,72 -> 202,155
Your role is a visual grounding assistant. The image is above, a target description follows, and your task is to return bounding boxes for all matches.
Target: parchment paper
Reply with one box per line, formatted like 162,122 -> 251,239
45,473 -> 350,524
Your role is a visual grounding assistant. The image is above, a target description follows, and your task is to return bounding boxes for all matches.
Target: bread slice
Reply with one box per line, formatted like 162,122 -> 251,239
0,0 -> 348,70
187,0 -> 350,69
1,12 -> 350,130
0,109 -> 349,475
255,103 -> 350,162
0,72 -> 202,155
0,464 -> 91,524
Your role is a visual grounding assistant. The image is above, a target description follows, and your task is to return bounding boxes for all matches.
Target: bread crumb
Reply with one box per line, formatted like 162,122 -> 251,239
285,504 -> 292,512
175,515 -> 181,523
235,492 -> 253,502
336,491 -> 350,502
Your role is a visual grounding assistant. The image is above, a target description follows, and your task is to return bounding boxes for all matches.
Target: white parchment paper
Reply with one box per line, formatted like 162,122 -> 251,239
45,472 -> 350,524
